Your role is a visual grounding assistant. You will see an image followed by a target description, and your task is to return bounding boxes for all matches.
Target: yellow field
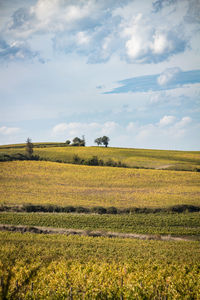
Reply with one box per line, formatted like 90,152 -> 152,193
1,145 -> 200,170
0,161 -> 199,208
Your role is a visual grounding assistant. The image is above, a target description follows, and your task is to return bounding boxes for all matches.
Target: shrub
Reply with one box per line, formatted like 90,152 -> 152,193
63,206 -> 76,213
87,156 -> 99,166
75,207 -> 90,213
107,207 -> 118,214
91,206 -> 107,214
72,154 -> 84,164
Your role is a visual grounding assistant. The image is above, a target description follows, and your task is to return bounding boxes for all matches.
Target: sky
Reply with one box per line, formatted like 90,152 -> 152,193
0,0 -> 200,150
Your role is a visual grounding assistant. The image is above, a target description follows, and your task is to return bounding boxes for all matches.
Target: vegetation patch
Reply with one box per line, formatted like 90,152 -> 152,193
0,211 -> 199,236
1,161 -> 199,208
0,232 -> 199,299
1,143 -> 199,171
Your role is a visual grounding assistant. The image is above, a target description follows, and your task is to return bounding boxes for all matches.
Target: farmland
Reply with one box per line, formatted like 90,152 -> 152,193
0,212 -> 200,236
0,145 -> 200,299
0,143 -> 200,171
0,161 -> 200,208
0,231 -> 200,299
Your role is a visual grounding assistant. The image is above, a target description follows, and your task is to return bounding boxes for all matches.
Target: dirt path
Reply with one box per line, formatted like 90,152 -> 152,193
0,224 -> 198,242
155,164 -> 173,170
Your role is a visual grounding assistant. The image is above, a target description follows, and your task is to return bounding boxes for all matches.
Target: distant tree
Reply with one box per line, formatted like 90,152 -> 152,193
72,136 -> 85,146
101,136 -> 110,147
81,135 -> 86,147
94,137 -> 102,146
65,140 -> 71,145
26,138 -> 33,158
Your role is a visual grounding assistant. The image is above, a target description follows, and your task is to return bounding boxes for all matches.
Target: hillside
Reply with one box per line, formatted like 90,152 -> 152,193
0,143 -> 200,171
1,160 -> 199,208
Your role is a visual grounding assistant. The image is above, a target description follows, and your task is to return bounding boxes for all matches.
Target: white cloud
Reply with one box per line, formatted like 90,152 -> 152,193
122,8 -> 187,63
52,123 -> 68,134
0,126 -> 20,135
159,115 -> 176,126
126,122 -> 137,132
175,116 -> 192,128
76,31 -> 90,45
3,0 -> 193,64
151,32 -> 172,54
101,121 -> 119,135
121,115 -> 196,149
157,67 -> 181,85
52,121 -> 119,139
51,117 -> 196,149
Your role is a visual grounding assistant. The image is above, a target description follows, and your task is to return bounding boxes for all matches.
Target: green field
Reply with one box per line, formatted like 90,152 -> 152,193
0,212 -> 200,236
1,161 -> 200,208
1,143 -> 200,171
0,231 -> 200,299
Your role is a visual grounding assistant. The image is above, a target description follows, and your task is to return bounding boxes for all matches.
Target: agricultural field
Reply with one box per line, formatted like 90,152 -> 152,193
0,145 -> 200,299
0,212 -> 200,236
0,161 -> 200,208
0,231 -> 200,299
0,143 -> 200,171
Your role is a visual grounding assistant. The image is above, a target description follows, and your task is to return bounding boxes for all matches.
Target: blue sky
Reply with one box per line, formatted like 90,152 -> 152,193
0,0 -> 200,150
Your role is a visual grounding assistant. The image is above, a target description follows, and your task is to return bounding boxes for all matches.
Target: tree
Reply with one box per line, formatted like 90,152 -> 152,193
26,138 -> 33,158
65,140 -> 71,145
101,136 -> 110,147
72,136 -> 85,146
94,137 -> 102,146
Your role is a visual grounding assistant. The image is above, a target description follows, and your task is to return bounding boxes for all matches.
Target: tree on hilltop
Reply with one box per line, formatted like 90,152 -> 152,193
26,138 -> 34,158
94,136 -> 110,147
94,137 -> 102,146
101,136 -> 110,147
72,136 -> 85,146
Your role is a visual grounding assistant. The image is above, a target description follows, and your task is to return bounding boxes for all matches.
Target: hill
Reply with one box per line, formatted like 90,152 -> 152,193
0,143 -> 200,171
1,160 -> 199,208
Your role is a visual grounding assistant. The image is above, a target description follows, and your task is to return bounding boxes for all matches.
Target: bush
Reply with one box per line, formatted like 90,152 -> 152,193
87,156 -> 99,166
63,206 -> 76,213
168,204 -> 200,213
75,206 -> 90,213
107,207 -> 118,214
72,155 -> 84,164
91,206 -> 107,214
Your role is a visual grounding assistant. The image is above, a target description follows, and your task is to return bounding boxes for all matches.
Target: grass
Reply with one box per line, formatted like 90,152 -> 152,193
1,161 -> 200,208
0,144 -> 200,171
0,231 -> 200,299
0,212 -> 200,236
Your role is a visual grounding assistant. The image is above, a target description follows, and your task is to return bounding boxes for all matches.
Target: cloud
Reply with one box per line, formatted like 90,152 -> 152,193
124,115 -> 196,149
105,69 -> 200,94
51,116 -> 196,149
175,116 -> 191,128
157,67 -> 181,85
152,0 -> 177,13
1,0 -> 198,64
52,123 -> 69,135
159,115 -> 176,126
0,126 -> 20,135
52,121 -> 118,139
123,14 -> 187,63
0,39 -> 43,62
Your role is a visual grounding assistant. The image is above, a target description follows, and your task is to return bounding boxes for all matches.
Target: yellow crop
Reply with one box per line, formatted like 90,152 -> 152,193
0,232 -> 200,299
0,161 -> 199,208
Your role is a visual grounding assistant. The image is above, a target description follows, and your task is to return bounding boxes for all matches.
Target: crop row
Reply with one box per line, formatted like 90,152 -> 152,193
1,212 -> 200,236
0,232 -> 200,299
